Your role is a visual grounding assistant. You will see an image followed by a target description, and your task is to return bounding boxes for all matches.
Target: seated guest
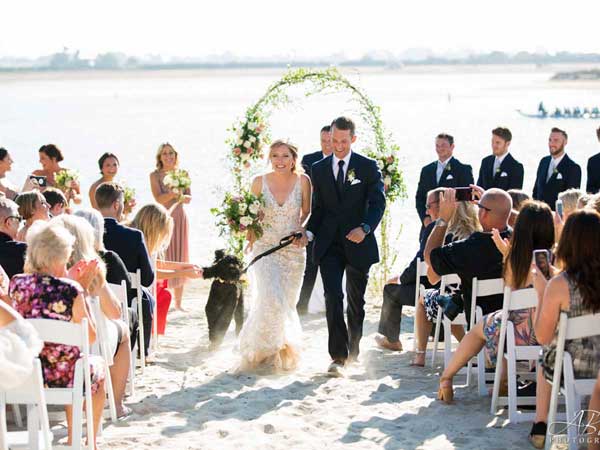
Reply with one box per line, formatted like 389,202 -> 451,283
15,190 -> 50,241
411,199 -> 481,366
52,214 -> 132,418
42,187 -> 68,217
557,188 -> 583,219
423,186 -> 512,343
374,187 -> 444,351
0,147 -> 19,200
10,221 -> 105,449
528,210 -> 600,448
578,193 -> 592,209
96,181 -> 155,356
0,197 -> 27,278
507,189 -> 530,228
436,201 -> 554,403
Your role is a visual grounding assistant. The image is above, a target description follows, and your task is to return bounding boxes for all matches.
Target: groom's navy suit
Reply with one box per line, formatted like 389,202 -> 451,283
306,151 -> 386,361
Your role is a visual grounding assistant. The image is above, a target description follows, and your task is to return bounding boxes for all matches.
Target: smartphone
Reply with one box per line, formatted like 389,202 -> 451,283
455,187 -> 473,202
556,199 -> 564,219
533,249 -> 551,280
29,175 -> 47,187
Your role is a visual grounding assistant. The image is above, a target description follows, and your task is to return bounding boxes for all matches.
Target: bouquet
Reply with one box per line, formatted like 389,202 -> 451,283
211,190 -> 265,240
368,146 -> 405,202
163,169 -> 192,196
122,183 -> 136,215
54,169 -> 80,193
227,111 -> 268,169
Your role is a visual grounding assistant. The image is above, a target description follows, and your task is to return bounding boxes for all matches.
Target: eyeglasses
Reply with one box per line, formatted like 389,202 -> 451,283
426,201 -> 440,209
5,215 -> 22,223
476,201 -> 492,212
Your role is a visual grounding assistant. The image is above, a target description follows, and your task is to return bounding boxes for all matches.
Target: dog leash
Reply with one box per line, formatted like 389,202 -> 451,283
242,232 -> 303,273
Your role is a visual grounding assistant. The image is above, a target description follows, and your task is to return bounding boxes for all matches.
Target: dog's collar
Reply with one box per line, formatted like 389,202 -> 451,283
213,277 -> 237,285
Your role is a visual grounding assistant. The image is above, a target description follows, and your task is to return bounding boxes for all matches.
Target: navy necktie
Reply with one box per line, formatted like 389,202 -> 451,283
336,160 -> 345,195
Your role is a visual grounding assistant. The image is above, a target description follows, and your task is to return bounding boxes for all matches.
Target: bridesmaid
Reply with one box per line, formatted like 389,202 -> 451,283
24,144 -> 82,205
89,152 -> 120,210
0,148 -> 19,200
149,143 -> 191,311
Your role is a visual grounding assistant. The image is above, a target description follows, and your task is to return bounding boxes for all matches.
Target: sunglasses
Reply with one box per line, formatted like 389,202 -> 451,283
476,201 -> 492,212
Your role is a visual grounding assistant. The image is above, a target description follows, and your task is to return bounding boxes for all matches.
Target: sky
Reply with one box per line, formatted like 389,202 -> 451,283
2,0 -> 600,59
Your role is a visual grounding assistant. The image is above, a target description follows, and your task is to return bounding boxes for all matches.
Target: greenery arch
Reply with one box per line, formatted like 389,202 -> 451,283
213,67 -> 406,287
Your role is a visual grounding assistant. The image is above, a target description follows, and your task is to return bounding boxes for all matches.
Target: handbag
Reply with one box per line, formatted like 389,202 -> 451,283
436,292 -> 464,321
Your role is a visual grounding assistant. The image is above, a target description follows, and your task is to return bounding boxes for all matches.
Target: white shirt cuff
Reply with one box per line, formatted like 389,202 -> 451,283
306,230 -> 314,242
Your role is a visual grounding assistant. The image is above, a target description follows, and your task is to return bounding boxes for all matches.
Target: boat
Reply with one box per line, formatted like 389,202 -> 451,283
517,104 -> 600,119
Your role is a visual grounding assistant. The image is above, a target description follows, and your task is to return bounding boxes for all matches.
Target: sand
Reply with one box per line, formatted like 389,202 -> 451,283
97,279 -> 550,450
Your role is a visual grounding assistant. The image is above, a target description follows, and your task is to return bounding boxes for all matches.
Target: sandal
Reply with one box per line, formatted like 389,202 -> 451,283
437,378 -> 454,404
410,350 -> 426,367
529,422 -> 546,449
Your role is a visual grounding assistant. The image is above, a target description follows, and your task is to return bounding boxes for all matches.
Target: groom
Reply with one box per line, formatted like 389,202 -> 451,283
305,116 -> 386,375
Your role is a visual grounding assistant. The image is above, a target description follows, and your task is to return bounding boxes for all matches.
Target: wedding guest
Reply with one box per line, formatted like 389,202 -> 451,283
477,127 -> 524,191
557,188 -> 583,219
89,152 -> 120,210
585,126 -> 600,194
507,189 -> 531,227
53,213 -> 132,418
528,210 -> 600,448
150,143 -> 191,311
578,193 -> 592,209
43,187 -> 68,217
24,144 -> 82,204
10,221 -> 105,449
15,190 -> 50,241
374,187 -> 444,352
412,199 -> 481,366
0,147 -> 19,200
297,124 -> 332,315
96,181 -> 155,356
0,197 -> 26,278
415,133 -> 474,228
532,128 -> 581,210
436,201 -> 554,404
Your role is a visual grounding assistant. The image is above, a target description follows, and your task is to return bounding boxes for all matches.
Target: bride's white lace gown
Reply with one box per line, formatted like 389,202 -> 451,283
239,176 -> 305,371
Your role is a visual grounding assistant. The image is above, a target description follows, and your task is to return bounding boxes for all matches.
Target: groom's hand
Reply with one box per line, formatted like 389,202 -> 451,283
346,227 -> 366,244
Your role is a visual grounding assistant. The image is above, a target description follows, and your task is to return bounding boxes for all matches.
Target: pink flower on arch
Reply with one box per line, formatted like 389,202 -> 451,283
233,148 -> 241,156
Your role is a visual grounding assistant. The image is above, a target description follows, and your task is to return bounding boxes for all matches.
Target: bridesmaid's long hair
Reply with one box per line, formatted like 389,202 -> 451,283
268,140 -> 302,174
155,143 -> 179,171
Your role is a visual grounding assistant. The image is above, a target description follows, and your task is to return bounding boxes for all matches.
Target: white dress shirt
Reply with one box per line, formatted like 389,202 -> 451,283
547,153 -> 566,181
436,157 -> 452,184
332,150 -> 352,180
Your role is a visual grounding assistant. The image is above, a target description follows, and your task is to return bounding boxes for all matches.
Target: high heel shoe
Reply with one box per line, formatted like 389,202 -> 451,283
437,379 -> 454,404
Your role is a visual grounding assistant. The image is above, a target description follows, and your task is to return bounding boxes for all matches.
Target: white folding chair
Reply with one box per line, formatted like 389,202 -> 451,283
88,296 -> 118,423
1,359 -> 53,450
27,318 -> 96,450
108,280 -> 135,396
431,273 -> 461,365
412,258 -> 429,352
546,312 -> 600,450
151,256 -> 158,352
128,269 -> 146,372
490,287 -> 539,422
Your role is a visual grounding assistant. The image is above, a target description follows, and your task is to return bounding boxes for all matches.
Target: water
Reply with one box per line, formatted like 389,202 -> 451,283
1,66 -> 599,270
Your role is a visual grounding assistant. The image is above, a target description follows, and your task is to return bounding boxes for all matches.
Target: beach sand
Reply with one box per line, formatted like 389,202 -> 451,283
98,280 -> 559,450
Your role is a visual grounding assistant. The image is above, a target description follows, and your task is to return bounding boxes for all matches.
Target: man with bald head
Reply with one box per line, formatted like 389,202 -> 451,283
424,187 -> 512,323
0,196 -> 27,278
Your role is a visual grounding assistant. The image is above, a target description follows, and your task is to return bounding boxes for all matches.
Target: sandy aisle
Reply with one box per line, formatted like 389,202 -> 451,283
100,280 -> 550,450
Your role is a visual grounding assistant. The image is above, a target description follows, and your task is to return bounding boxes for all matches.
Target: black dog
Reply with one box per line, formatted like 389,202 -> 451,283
203,250 -> 244,349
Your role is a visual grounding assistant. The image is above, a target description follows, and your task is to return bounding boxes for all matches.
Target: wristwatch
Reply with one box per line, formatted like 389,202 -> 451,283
436,218 -> 448,227
360,223 -> 371,235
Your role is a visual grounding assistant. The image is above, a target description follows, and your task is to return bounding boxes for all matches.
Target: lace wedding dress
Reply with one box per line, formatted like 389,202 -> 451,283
238,176 -> 305,371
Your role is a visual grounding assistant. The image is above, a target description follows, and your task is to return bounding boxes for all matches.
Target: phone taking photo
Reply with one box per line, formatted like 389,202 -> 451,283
555,199 -> 564,219
533,249 -> 551,280
455,187 -> 473,202
29,175 -> 47,187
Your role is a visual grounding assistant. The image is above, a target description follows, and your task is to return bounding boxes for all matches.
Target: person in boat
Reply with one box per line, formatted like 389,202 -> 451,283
538,102 -> 547,116
552,108 -> 562,117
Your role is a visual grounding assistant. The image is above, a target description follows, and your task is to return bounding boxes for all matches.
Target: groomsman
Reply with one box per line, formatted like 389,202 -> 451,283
533,127 -> 582,210
586,126 -> 600,194
476,127 -> 524,191
415,133 -> 474,227
297,125 -> 332,315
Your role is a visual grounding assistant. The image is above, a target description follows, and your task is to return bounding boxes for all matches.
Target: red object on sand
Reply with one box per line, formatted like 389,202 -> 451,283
155,279 -> 172,335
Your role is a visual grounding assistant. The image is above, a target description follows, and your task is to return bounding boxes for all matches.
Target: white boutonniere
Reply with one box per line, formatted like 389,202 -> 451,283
347,169 -> 356,183
556,172 -> 563,180
500,171 -> 508,177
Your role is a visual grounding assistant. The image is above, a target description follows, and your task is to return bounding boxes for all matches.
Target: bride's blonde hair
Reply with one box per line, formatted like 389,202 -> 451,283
268,140 -> 302,174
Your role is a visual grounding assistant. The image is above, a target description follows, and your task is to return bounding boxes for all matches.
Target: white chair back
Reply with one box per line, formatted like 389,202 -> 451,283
128,270 -> 146,370
431,273 -> 461,365
412,258 -> 429,352
107,280 -> 135,396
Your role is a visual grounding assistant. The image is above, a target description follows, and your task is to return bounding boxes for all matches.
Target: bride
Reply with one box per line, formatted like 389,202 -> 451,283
239,140 -> 311,371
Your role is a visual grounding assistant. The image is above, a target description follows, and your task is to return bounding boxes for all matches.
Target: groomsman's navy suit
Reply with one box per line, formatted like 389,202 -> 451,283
306,151 -> 385,362
476,153 -> 524,191
586,153 -> 600,194
532,154 -> 581,210
103,217 -> 155,355
415,156 -> 474,223
296,150 -> 325,314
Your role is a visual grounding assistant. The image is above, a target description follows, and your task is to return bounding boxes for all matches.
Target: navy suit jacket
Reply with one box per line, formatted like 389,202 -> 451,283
301,151 -> 324,181
102,218 -> 155,288
533,154 -> 582,210
306,151 -> 386,268
415,157 -> 474,222
0,232 -> 26,279
586,153 -> 600,194
476,153 -> 524,191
